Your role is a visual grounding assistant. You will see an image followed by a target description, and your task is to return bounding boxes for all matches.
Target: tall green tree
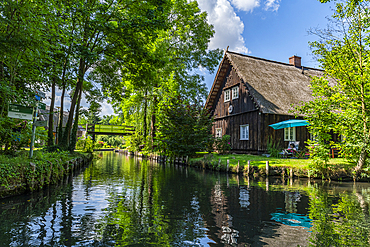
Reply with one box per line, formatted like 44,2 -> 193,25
0,0 -> 62,151
299,0 -> 370,175
156,95 -> 214,157
56,0 -> 168,151
105,0 -> 222,150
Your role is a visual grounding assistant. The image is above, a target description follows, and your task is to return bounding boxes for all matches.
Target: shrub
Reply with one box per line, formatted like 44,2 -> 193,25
214,135 -> 231,154
306,140 -> 330,178
267,137 -> 281,158
76,136 -> 95,153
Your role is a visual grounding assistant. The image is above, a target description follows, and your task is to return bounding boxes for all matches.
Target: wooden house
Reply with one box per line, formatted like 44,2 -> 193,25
205,50 -> 324,153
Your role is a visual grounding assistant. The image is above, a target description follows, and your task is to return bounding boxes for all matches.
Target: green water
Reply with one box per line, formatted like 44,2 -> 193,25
1,151 -> 370,246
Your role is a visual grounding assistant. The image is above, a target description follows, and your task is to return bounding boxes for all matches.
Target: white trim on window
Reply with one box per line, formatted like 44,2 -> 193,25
240,124 -> 249,140
232,86 -> 239,100
216,128 -> 222,138
284,127 -> 296,141
224,89 -> 230,102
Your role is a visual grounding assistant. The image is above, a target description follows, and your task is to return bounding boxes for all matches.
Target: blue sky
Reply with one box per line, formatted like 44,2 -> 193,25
198,0 -> 335,91
44,0 -> 335,116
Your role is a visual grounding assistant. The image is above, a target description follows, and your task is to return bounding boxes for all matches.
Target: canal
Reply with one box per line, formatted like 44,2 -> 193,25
1,151 -> 370,246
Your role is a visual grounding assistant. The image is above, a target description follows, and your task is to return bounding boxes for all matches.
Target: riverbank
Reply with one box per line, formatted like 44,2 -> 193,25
188,153 -> 362,181
0,150 -> 93,199
118,150 -> 364,181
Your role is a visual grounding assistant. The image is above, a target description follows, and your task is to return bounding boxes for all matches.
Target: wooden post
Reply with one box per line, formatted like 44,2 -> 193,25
247,160 -> 250,175
290,168 -> 293,178
237,160 -> 240,173
227,159 -> 229,172
186,156 -> 189,164
266,161 -> 269,176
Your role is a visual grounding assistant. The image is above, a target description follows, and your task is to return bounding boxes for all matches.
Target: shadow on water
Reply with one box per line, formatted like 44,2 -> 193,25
1,151 -> 370,246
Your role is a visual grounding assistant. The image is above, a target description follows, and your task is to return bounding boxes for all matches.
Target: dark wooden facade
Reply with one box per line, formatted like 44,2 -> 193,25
208,54 -> 311,153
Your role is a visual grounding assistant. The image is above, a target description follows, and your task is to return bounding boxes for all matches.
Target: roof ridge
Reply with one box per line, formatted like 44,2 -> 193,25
226,50 -> 323,72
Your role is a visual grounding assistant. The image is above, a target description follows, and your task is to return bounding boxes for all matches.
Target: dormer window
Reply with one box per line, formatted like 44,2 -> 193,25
224,89 -> 230,102
232,86 -> 239,99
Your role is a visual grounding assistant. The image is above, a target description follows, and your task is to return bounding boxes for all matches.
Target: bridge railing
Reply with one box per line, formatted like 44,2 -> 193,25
87,124 -> 135,135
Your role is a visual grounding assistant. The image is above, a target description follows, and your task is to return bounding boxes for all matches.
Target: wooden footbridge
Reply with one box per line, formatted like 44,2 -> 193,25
87,124 -> 135,136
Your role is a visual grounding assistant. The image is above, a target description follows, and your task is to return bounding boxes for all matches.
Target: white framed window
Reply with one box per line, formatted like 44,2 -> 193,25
240,124 -> 249,140
216,128 -> 222,138
232,86 -> 239,100
224,89 -> 230,102
284,127 -> 296,141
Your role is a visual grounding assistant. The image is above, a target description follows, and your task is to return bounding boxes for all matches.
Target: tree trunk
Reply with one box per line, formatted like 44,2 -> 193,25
58,81 -> 66,145
61,59 -> 85,147
58,57 -> 69,145
355,147 -> 367,177
48,77 -> 56,146
143,91 -> 147,139
68,83 -> 83,152
151,95 -> 157,140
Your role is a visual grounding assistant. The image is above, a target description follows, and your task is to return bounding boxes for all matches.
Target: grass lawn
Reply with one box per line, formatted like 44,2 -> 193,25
191,152 -> 353,169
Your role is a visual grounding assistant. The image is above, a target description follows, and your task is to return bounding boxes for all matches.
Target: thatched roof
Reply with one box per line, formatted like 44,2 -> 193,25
206,50 -> 326,115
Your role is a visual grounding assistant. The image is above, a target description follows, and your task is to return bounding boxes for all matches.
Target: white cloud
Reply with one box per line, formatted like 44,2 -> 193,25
100,99 -> 116,117
264,0 -> 280,11
43,88 -> 115,117
197,0 -> 249,54
230,0 -> 260,12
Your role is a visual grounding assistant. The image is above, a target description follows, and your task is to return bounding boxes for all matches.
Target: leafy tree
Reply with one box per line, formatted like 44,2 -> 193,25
156,96 -> 214,157
105,0 -> 222,151
0,0 -> 50,109
56,0 -> 168,152
298,0 -> 370,175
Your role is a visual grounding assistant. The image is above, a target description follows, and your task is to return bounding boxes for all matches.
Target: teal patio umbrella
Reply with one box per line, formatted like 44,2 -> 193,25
269,119 -> 309,130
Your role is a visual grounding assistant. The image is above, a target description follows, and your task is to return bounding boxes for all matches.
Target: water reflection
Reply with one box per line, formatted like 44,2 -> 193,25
1,152 -> 370,246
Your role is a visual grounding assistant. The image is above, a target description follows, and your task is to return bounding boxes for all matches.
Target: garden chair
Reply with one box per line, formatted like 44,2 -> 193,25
280,141 -> 300,158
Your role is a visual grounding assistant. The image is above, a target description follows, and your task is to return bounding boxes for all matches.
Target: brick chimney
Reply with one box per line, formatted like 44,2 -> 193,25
289,55 -> 301,67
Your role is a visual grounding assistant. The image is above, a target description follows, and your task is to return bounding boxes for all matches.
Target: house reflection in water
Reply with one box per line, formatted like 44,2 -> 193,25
204,178 -> 311,246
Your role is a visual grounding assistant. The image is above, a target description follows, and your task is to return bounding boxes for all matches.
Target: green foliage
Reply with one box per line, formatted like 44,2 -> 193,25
0,117 -> 47,155
42,145 -> 63,153
156,96 -> 214,157
298,0 -> 370,173
0,150 -> 80,190
105,0 -> 222,148
127,133 -> 144,152
141,136 -> 154,155
306,140 -> 331,178
96,135 -> 124,148
214,135 -> 232,154
308,185 -> 370,246
266,137 -> 281,158
76,136 -> 95,153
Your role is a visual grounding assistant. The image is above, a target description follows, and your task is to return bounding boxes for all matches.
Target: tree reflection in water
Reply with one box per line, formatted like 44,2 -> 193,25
308,184 -> 370,247
2,152 -> 370,246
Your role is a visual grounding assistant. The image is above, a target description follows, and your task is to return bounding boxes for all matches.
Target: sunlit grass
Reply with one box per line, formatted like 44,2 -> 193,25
191,153 -> 353,169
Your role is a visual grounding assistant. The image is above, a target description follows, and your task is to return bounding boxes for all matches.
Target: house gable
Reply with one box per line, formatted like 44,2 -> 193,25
211,63 -> 258,119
